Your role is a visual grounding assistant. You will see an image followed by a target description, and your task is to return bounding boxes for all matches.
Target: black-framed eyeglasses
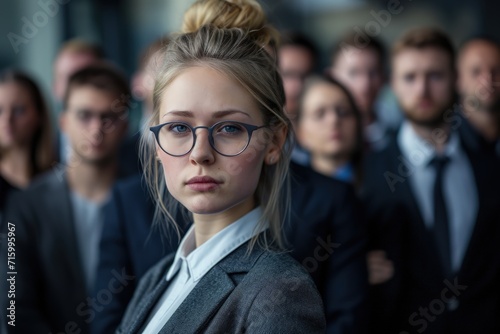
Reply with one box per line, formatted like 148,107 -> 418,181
150,121 -> 268,157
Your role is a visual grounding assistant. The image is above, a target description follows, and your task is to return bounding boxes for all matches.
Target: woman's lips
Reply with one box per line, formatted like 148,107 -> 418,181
186,176 -> 222,192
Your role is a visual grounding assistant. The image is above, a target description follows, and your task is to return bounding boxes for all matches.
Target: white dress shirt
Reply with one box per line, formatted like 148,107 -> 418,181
141,206 -> 266,334
398,122 -> 478,272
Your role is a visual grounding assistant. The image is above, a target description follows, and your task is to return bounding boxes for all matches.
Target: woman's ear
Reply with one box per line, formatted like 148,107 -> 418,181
264,124 -> 287,165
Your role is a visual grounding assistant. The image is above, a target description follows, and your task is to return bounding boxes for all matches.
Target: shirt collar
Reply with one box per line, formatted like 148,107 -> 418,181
398,121 -> 461,168
166,206 -> 266,282
332,163 -> 355,183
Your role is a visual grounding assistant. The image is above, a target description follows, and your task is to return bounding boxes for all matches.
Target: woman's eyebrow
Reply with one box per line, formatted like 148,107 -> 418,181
212,109 -> 251,119
162,109 -> 251,119
162,110 -> 193,118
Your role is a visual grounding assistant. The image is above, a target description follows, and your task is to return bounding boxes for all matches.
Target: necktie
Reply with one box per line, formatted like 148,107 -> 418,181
431,155 -> 452,277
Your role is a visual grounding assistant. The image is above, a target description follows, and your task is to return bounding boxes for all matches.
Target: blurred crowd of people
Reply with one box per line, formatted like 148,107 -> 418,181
1,0 -> 500,333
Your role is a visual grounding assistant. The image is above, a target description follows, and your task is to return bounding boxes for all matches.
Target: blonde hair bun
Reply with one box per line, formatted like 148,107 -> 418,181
182,0 -> 279,47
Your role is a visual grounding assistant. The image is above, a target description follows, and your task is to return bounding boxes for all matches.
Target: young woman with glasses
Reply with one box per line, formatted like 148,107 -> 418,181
296,76 -> 364,187
116,26 -> 325,333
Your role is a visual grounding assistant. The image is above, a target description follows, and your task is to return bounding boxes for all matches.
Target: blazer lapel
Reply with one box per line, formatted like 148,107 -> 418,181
386,140 -> 425,228
126,277 -> 171,333
159,266 -> 236,334
44,172 -> 87,290
159,240 -> 265,334
388,141 -> 445,276
455,147 -> 492,279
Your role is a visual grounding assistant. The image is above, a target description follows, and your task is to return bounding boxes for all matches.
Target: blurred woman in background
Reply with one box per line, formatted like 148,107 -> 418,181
296,75 -> 364,186
0,69 -> 54,221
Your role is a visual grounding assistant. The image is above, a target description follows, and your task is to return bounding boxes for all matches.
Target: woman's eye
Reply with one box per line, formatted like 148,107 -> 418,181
314,109 -> 326,119
12,106 -> 26,117
77,111 -> 91,122
336,107 -> 352,118
169,123 -> 190,133
218,123 -> 243,134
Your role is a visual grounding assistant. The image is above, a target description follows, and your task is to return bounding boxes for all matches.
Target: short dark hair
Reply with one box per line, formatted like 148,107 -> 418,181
330,32 -> 386,69
392,27 -> 455,69
63,65 -> 131,113
279,31 -> 318,61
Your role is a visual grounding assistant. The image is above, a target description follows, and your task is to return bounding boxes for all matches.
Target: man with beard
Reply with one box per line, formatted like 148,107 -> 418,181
457,37 -> 500,156
362,28 -> 500,334
0,65 -> 130,334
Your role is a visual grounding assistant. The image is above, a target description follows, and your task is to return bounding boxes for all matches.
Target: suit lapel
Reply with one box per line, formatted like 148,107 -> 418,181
386,140 -> 425,228
159,266 -> 235,334
159,240 -> 265,333
126,276 -> 171,333
455,147 -> 491,279
44,172 -> 87,290
387,141 -> 445,276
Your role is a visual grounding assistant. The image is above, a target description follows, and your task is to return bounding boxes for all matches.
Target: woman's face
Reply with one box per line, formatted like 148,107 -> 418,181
297,82 -> 358,160
156,66 -> 280,221
0,82 -> 40,150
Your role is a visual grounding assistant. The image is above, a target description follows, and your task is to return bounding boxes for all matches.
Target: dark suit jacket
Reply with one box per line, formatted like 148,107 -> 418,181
117,236 -> 326,333
94,162 -> 369,334
0,171 -> 89,334
0,175 -> 18,231
456,111 -> 499,157
286,162 -> 369,334
362,132 -> 500,334
92,175 -> 182,334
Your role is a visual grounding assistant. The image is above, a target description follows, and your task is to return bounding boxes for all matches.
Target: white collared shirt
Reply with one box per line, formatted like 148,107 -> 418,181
398,122 -> 478,272
141,206 -> 266,334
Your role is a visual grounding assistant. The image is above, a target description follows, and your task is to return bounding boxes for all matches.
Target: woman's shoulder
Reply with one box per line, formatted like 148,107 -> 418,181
252,249 -> 312,280
214,240 -> 320,300
223,247 -> 326,333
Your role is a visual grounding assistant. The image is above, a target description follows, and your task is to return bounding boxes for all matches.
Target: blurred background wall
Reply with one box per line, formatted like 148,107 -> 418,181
0,0 -> 498,124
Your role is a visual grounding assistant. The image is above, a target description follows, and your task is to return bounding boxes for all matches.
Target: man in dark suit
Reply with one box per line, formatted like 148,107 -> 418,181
0,65 -> 132,334
362,27 -> 500,333
93,161 -> 369,334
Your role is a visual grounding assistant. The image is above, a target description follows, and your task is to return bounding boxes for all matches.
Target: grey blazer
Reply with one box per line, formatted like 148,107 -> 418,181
117,237 -> 326,333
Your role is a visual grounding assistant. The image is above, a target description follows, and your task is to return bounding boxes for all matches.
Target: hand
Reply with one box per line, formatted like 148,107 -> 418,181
367,250 -> 394,285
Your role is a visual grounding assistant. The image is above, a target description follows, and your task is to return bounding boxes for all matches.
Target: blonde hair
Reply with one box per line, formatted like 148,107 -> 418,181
141,25 -> 292,250
182,0 -> 279,49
